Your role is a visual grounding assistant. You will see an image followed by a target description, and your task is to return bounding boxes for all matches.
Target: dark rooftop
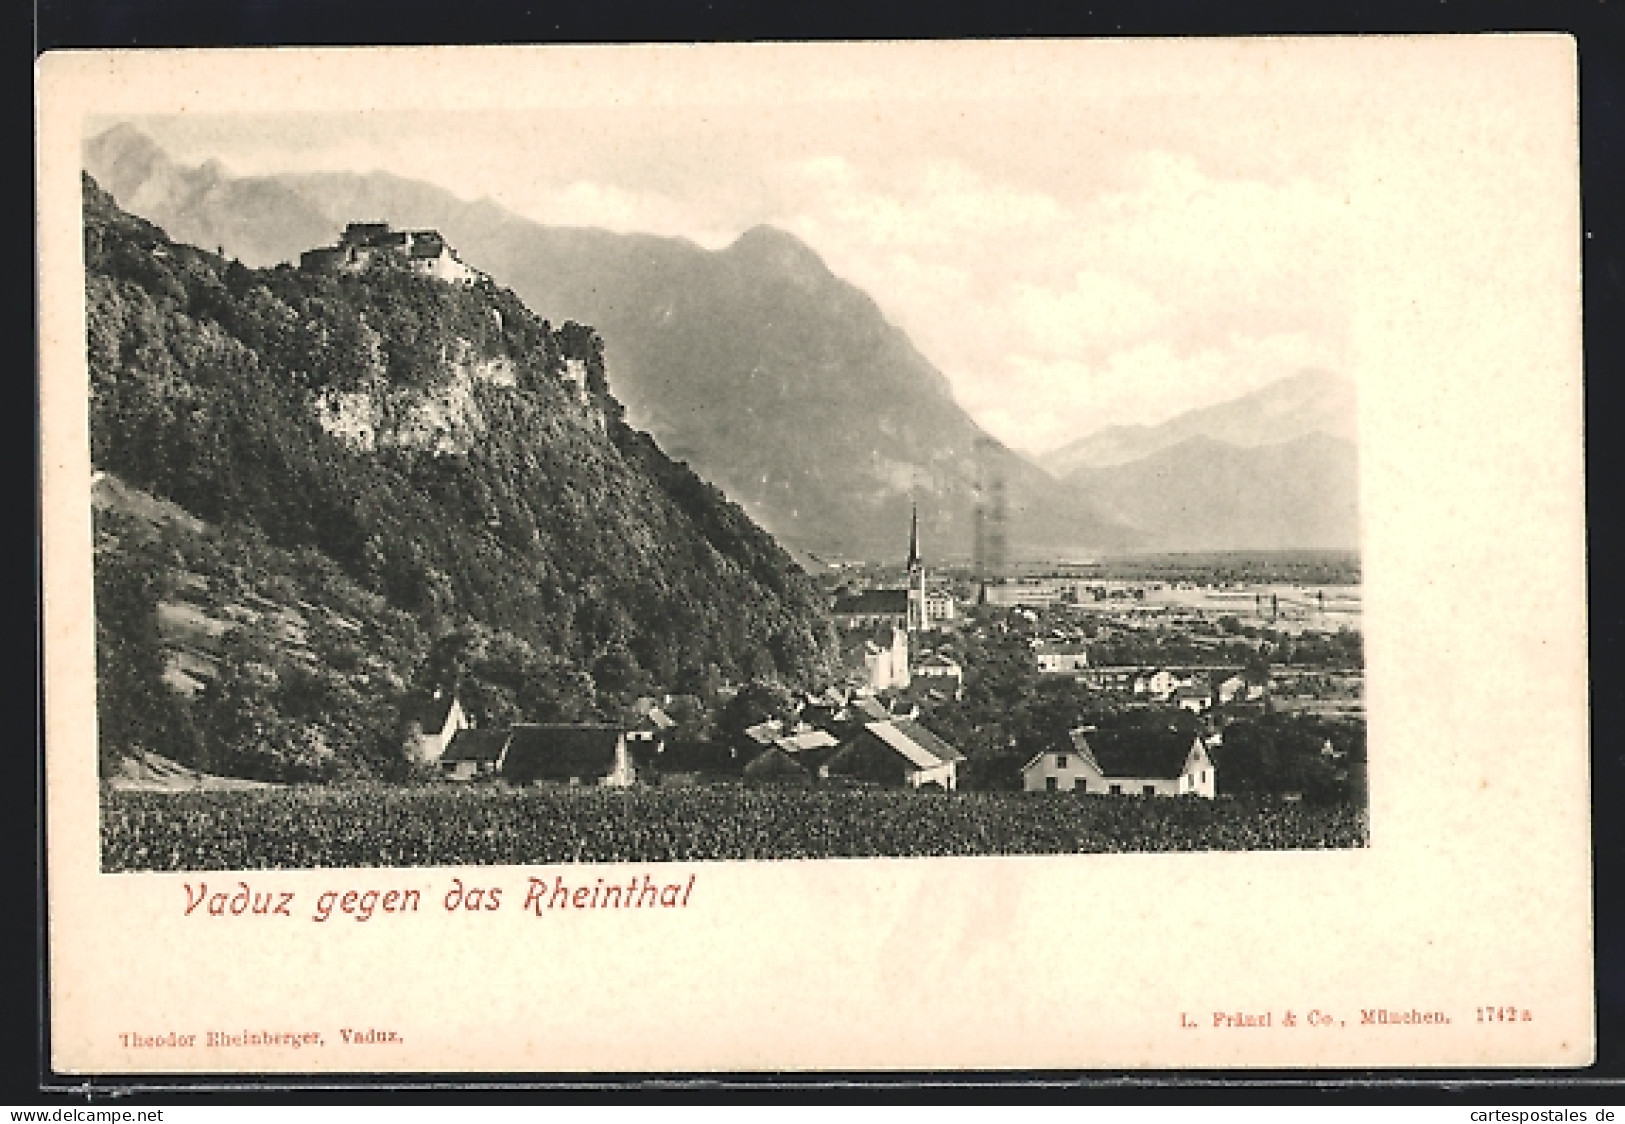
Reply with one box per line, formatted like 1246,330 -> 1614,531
1075,727 -> 1199,780
886,719 -> 965,765
441,728 -> 509,765
833,588 -> 910,616
501,725 -> 624,784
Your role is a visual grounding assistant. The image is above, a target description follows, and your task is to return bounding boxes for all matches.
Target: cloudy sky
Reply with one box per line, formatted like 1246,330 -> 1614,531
126,50 -> 1356,455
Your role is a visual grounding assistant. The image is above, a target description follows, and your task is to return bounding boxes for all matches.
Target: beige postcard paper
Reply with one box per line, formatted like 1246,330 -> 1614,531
40,39 -> 1589,1073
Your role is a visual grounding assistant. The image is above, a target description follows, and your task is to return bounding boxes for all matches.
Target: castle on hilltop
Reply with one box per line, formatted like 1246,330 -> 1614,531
300,222 -> 484,286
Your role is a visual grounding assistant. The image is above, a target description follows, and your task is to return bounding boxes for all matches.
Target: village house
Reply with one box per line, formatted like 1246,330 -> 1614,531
799,686 -> 848,729
439,724 -> 635,786
740,719 -> 784,752
742,744 -> 814,786
405,689 -> 470,765
626,706 -> 676,753
1021,726 -> 1216,798
1077,666 -> 1140,692
1134,668 -> 1196,701
500,725 -> 636,787
439,728 -> 510,780
775,728 -> 841,755
646,739 -> 740,787
1217,673 -> 1268,704
1034,639 -> 1091,675
820,719 -> 965,791
923,588 -> 956,625
1173,684 -> 1214,714
300,222 -> 484,285
911,651 -> 964,699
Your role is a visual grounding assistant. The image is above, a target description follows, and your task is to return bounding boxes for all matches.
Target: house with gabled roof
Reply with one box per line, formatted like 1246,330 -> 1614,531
821,719 -> 965,791
1021,725 -> 1216,798
741,718 -> 783,747
912,651 -> 964,699
439,728 -> 510,780
440,723 -> 635,786
1173,684 -> 1213,714
743,744 -> 814,786
501,724 -> 635,787
1133,668 -> 1188,701
628,706 -> 677,753
774,729 -> 840,754
1034,639 -> 1091,675
406,689 -> 470,764
646,738 -> 741,787
800,687 -> 847,729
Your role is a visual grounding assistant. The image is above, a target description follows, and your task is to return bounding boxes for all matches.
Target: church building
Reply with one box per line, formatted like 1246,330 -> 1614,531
831,504 -> 936,635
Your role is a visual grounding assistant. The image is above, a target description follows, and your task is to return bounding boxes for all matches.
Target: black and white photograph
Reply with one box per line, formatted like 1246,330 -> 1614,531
84,64 -> 1370,870
39,41 -> 1590,1073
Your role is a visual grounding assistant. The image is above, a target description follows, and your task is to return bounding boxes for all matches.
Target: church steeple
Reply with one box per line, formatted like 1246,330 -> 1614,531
906,502 -> 920,572
906,502 -> 925,633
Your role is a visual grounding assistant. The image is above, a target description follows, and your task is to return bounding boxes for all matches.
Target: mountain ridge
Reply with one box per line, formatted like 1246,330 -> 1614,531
1041,369 -> 1357,476
1062,429 -> 1360,552
83,125 -> 1359,558
84,124 -> 1131,561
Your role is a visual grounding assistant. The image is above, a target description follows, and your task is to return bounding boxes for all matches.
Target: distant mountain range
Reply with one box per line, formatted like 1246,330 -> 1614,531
1061,432 -> 1359,552
1038,371 -> 1360,551
84,123 -> 1360,557
1040,369 -> 1357,474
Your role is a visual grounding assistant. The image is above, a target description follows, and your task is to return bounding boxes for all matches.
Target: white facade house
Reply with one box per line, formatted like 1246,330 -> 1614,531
407,691 -> 470,765
1217,674 -> 1268,704
982,580 -> 1066,608
1134,668 -> 1193,701
911,652 -> 964,700
1173,685 -> 1213,713
1035,640 -> 1091,674
1021,727 -> 1216,798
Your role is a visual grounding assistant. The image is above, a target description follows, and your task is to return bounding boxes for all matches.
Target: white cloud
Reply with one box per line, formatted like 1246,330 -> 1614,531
491,180 -> 737,247
1011,271 -> 1169,356
755,152 -> 1351,452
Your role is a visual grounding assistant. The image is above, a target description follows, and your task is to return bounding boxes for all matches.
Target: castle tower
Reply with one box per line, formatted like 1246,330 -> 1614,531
906,502 -> 926,633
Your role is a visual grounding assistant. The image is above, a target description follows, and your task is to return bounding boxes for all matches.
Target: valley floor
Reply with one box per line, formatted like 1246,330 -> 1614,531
101,785 -> 1367,871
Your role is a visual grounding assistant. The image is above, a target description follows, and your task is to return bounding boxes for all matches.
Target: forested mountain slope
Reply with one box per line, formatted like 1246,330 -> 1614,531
85,174 -> 837,781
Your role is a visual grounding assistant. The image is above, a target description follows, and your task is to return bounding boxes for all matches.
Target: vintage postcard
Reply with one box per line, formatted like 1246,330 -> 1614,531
38,39 -> 1590,1073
